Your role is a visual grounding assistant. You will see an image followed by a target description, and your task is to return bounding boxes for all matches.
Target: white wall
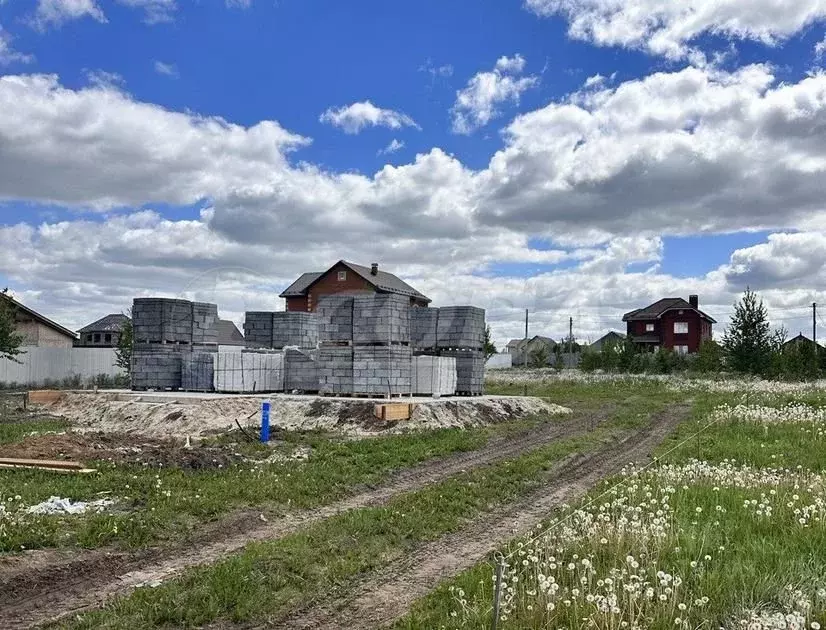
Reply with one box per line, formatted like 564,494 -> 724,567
0,347 -> 123,386
485,353 -> 513,369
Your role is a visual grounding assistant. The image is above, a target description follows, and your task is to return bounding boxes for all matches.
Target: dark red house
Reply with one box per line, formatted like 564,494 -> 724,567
622,295 -> 715,354
279,260 -> 431,312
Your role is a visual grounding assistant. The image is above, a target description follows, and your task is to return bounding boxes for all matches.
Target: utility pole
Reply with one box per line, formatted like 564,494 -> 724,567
568,316 -> 573,356
814,302 -> 817,345
524,309 -> 529,368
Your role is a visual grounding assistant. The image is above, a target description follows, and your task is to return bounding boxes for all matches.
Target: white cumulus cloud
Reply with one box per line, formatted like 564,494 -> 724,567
0,24 -> 34,65
451,54 -> 538,134
378,139 -> 405,155
32,0 -> 107,30
319,101 -> 420,134
525,0 -> 826,60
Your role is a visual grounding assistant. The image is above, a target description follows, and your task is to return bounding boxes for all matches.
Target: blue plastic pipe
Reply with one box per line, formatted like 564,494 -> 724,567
261,399 -> 271,443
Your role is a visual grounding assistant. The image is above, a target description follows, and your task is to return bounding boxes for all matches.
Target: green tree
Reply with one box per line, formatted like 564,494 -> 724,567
0,289 -> 25,363
579,346 -> 601,372
114,312 -> 133,375
694,339 -> 723,373
529,345 -> 550,368
722,288 -> 780,376
483,325 -> 497,360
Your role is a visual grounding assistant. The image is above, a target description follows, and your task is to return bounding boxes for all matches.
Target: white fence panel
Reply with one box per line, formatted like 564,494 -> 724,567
0,347 -> 123,386
485,353 -> 513,369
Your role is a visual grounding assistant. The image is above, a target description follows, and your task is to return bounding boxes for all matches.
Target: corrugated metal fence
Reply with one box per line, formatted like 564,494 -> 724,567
0,347 -> 124,387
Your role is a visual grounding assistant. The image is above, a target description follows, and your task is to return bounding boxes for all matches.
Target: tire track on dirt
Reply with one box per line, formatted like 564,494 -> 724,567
276,404 -> 690,630
1,408 -> 611,630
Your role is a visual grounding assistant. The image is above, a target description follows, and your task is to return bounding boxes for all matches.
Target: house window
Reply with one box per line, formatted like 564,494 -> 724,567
674,322 -> 688,334
645,323 -> 654,332
86,334 -> 93,343
675,345 -> 689,355
337,271 -> 347,281
93,333 -> 101,343
104,333 -> 112,343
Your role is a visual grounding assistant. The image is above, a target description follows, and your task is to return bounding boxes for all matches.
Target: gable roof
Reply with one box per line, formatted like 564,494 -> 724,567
280,272 -> 323,297
783,333 -> 820,348
622,298 -> 716,324
506,338 -> 525,348
78,313 -> 130,333
213,319 -> 245,346
279,260 -> 431,303
590,331 -> 625,348
1,293 -> 77,340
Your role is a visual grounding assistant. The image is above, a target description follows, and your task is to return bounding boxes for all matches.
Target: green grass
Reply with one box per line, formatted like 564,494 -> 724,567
392,388 -> 826,629
0,425 -> 497,552
59,429 -> 611,629
0,416 -> 70,444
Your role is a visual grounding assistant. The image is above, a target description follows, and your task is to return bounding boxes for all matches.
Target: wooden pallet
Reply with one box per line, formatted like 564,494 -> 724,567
373,403 -> 415,421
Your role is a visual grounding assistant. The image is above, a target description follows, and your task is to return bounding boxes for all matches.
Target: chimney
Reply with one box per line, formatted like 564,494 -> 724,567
689,294 -> 699,309
370,263 -> 379,275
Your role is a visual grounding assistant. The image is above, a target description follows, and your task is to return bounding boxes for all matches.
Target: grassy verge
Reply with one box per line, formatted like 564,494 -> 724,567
59,427 -> 614,629
0,412 -> 573,553
395,391 -> 826,629
0,416 -> 70,444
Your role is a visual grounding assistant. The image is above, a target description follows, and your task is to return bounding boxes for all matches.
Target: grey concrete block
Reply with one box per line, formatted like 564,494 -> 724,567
317,295 -> 354,343
439,348 -> 484,394
352,345 -> 412,395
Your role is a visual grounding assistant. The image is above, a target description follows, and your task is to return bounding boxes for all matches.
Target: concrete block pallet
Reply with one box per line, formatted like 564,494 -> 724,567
318,346 -> 353,394
436,305 -> 486,350
272,312 -> 319,349
439,349 -> 485,395
352,294 -> 410,345
352,345 -> 412,396
214,351 -> 284,393
317,295 -> 355,343
243,312 -> 275,348
410,307 -> 438,349
412,355 -> 457,396
131,346 -> 184,390
182,352 -> 216,392
191,302 -> 219,345
284,348 -> 319,392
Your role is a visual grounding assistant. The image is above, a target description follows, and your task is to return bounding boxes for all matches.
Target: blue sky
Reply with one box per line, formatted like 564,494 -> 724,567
2,0 -> 826,343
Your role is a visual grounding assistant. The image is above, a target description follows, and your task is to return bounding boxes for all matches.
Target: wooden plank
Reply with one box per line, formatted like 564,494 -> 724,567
27,390 -> 64,405
0,463 -> 96,474
373,403 -> 413,421
0,457 -> 85,470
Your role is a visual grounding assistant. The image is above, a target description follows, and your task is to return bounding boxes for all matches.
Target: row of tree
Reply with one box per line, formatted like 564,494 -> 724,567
580,289 -> 824,380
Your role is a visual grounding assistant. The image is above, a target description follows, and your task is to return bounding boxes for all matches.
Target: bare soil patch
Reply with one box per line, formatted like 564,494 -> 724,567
0,431 -> 245,469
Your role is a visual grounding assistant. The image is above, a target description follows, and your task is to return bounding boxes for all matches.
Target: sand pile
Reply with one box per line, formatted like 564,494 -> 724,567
47,392 -> 571,438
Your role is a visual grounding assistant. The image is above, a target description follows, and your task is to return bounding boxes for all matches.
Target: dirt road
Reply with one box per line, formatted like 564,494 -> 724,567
275,404 -> 689,630
0,408 -> 611,630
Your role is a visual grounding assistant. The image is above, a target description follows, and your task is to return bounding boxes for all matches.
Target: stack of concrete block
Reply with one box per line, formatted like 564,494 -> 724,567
192,302 -> 219,345
439,349 -> 485,394
244,312 -> 275,348
317,295 -> 354,343
353,345 -> 412,395
410,307 -> 438,350
214,351 -> 284,393
272,312 -> 319,349
352,294 -> 410,345
182,352 -> 216,392
131,345 -> 184,390
317,346 -> 353,394
412,356 -> 457,396
436,306 -> 486,350
134,297 -> 193,343
284,348 -> 319,392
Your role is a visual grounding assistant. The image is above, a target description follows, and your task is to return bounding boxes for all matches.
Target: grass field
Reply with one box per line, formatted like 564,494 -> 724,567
395,377 -> 826,630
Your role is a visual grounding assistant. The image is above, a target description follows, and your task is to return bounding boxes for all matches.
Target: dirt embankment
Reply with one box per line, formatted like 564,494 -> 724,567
47,392 -> 571,437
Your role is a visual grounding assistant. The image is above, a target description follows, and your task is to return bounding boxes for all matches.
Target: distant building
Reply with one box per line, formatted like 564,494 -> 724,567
783,333 -> 821,350
279,260 -> 430,312
507,335 -> 558,366
214,319 -> 245,348
622,295 -> 715,354
76,313 -> 130,348
1,293 -> 76,348
589,331 -> 625,351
